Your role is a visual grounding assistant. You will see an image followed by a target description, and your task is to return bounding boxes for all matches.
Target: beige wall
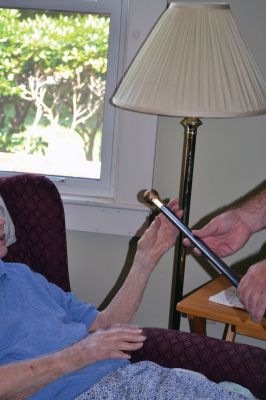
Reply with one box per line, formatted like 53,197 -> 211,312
67,0 -> 266,349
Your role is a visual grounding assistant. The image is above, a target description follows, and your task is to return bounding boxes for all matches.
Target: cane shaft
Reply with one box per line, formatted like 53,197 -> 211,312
152,198 -> 240,287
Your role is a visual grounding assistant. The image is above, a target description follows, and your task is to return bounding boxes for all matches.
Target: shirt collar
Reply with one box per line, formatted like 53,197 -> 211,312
0,260 -> 6,278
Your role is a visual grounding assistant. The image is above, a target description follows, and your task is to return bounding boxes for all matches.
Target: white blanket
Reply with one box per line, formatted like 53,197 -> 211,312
75,361 -> 252,400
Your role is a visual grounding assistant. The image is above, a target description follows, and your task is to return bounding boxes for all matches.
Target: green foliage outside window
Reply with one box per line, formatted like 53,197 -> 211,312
0,9 -> 109,161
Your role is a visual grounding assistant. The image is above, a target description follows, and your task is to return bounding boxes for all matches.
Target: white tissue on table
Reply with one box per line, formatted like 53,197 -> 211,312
209,286 -> 244,309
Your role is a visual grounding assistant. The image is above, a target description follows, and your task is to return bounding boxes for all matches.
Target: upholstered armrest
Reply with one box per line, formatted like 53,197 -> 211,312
131,328 -> 266,399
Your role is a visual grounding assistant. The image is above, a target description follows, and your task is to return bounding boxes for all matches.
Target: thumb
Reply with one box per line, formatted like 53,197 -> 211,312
192,221 -> 217,239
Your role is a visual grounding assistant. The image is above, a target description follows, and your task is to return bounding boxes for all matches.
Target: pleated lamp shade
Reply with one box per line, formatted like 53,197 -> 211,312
113,2 -> 266,118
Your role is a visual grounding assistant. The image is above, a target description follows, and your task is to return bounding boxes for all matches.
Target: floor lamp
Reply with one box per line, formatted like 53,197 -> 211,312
113,3 -> 266,329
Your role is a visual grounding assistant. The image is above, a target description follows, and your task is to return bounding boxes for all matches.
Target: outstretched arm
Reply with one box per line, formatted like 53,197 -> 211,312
183,186 -> 266,322
92,199 -> 182,330
184,187 -> 266,257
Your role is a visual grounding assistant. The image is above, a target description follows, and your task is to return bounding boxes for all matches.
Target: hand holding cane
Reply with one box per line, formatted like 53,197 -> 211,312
144,189 -> 240,288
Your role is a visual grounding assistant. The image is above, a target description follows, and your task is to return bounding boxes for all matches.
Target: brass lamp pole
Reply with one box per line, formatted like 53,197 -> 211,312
169,117 -> 202,328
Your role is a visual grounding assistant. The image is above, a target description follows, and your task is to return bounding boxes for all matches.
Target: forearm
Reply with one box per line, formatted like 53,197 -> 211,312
92,201 -> 181,331
93,259 -> 152,329
236,188 -> 266,234
0,343 -> 90,400
0,355 -> 63,400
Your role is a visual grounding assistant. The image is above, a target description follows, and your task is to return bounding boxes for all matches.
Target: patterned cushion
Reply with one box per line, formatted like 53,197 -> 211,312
131,328 -> 266,399
0,174 -> 70,291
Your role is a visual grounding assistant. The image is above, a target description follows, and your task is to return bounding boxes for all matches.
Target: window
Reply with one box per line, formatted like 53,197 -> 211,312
0,9 -> 109,181
0,0 -> 167,235
0,0 -> 122,196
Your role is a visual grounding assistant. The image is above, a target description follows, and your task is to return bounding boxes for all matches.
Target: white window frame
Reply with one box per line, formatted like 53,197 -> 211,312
0,0 -> 167,236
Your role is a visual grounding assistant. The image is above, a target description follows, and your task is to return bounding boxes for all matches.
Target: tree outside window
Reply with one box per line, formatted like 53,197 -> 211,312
0,9 -> 110,179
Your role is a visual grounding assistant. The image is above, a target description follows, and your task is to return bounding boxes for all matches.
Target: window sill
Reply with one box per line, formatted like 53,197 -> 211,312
63,196 -> 150,236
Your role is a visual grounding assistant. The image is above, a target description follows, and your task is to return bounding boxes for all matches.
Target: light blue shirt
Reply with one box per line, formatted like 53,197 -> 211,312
0,260 -> 127,399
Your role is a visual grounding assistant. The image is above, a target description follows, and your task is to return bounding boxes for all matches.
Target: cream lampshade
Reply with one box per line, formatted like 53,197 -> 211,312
113,2 -> 266,329
113,2 -> 266,117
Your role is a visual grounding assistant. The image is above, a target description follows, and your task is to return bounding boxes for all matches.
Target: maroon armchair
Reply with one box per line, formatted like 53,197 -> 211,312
0,173 -> 70,291
0,173 -> 265,399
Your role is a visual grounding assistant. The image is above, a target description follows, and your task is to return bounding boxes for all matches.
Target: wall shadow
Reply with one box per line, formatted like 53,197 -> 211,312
186,179 -> 266,281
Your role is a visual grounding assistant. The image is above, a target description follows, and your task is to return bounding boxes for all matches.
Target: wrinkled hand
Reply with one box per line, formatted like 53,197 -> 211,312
78,324 -> 146,363
136,199 -> 182,269
184,209 -> 253,258
237,260 -> 266,323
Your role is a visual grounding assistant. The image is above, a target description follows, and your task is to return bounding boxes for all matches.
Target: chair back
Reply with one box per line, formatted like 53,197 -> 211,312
0,174 -> 70,291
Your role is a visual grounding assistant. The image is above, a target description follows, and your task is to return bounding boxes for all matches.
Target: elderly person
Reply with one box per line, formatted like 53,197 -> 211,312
0,198 -> 252,400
